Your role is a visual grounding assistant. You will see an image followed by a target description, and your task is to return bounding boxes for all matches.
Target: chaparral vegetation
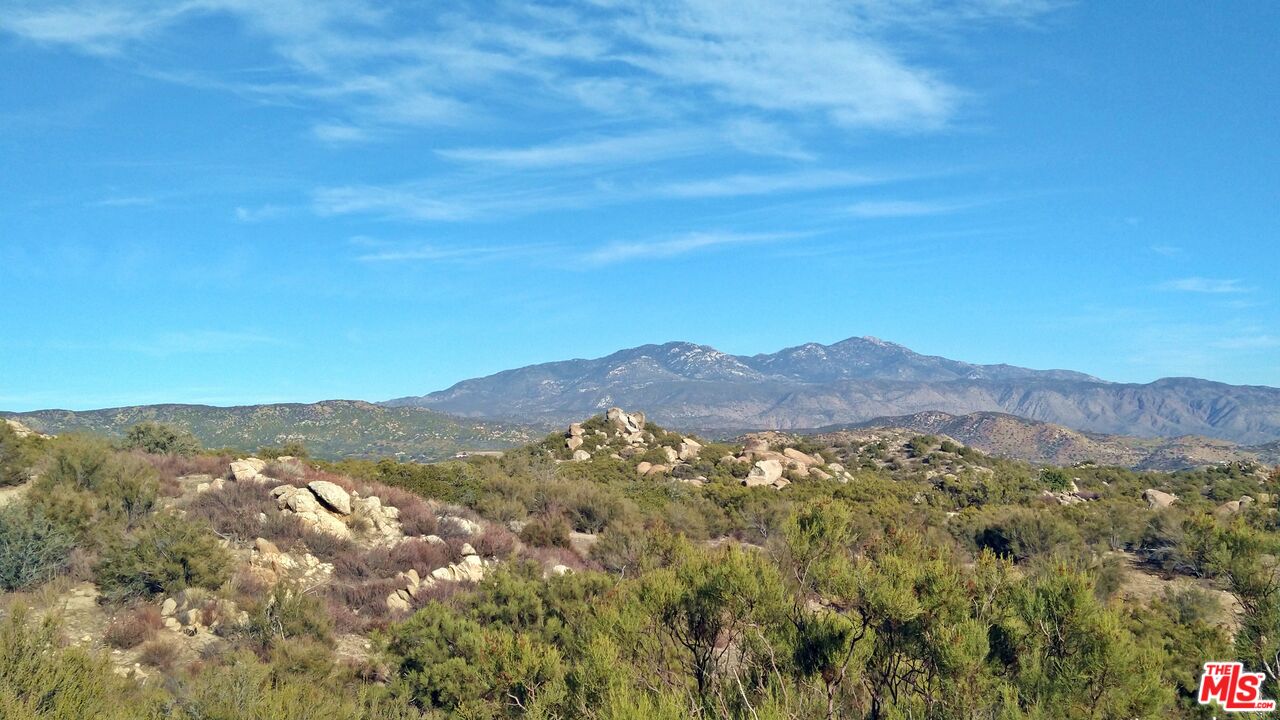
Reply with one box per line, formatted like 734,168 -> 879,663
0,412 -> 1276,719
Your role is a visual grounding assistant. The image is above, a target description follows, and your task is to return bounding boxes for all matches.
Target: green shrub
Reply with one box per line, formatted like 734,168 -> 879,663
95,513 -> 232,600
0,505 -> 75,591
243,584 -> 334,654
105,605 -> 163,650
0,422 -> 41,487
120,422 -> 201,456
519,515 -> 571,548
0,606 -> 166,719
31,435 -> 159,536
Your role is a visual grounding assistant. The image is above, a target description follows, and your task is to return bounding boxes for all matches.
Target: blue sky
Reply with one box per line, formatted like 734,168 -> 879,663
1,1 -> 1277,411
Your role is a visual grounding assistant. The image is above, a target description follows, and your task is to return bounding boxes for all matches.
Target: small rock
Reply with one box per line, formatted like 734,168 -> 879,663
572,449 -> 591,462
161,598 -> 177,617
460,543 -> 477,557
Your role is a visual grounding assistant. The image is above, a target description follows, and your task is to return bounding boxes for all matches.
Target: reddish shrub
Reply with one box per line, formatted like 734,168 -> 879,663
299,529 -> 357,562
139,452 -> 232,482
520,544 -> 588,571
186,481 -> 282,543
475,525 -> 517,559
366,485 -> 438,536
105,604 -> 163,649
325,577 -> 402,620
325,596 -> 366,634
385,539 -> 451,576
139,639 -> 180,671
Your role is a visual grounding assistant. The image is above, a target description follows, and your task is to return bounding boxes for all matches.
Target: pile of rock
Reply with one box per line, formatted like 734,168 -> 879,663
270,480 -> 403,542
385,543 -> 491,613
247,537 -> 334,587
1039,480 -> 1100,505
607,408 -> 648,445
737,437 -> 849,490
159,589 -> 247,636
3,418 -> 50,439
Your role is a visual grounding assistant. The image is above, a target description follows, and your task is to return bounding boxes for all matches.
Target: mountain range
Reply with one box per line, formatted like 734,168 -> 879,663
390,336 -> 1280,445
6,336 -> 1280,467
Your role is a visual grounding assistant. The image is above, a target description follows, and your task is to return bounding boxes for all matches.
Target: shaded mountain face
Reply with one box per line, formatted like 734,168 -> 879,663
389,337 -> 1280,445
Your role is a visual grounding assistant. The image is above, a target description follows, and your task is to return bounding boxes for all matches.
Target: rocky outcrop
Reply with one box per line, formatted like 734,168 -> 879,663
385,544 -> 491,612
606,407 -> 647,444
440,515 -> 482,537
3,419 -> 50,439
1143,488 -> 1178,510
744,459 -> 784,488
308,480 -> 352,515
159,588 -> 247,635
1216,495 -> 1255,517
272,484 -> 351,538
230,458 -> 268,482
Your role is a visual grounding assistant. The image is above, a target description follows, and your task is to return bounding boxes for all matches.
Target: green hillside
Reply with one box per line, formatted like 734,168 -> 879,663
2,400 -> 535,461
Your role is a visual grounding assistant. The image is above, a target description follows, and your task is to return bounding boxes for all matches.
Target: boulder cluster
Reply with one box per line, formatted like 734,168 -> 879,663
159,588 -> 247,636
246,537 -> 334,587
563,408 -> 709,484
561,409 -> 856,490
386,542 -> 490,613
1039,480 -> 1101,505
220,457 -> 404,542
734,436 -> 850,490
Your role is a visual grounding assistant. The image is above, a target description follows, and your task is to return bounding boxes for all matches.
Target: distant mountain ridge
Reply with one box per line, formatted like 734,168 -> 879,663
389,337 -> 1280,444
814,411 -> 1280,471
2,401 -> 535,461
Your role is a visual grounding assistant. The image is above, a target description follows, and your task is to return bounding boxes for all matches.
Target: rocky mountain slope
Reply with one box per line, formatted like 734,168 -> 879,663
2,401 -> 535,461
815,411 -> 1280,471
390,337 -> 1280,444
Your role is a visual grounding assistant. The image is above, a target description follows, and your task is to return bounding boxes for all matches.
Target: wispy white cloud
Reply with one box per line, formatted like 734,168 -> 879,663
655,170 -> 882,199
437,131 -> 703,169
0,1 -> 1057,139
312,166 -> 901,222
91,195 -> 157,207
132,330 -> 285,355
1159,277 -> 1251,294
234,204 -> 286,222
1211,335 -> 1280,350
585,231 -> 797,265
846,198 -> 979,218
355,243 -> 533,263
1149,244 -> 1182,257
312,121 -> 371,144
